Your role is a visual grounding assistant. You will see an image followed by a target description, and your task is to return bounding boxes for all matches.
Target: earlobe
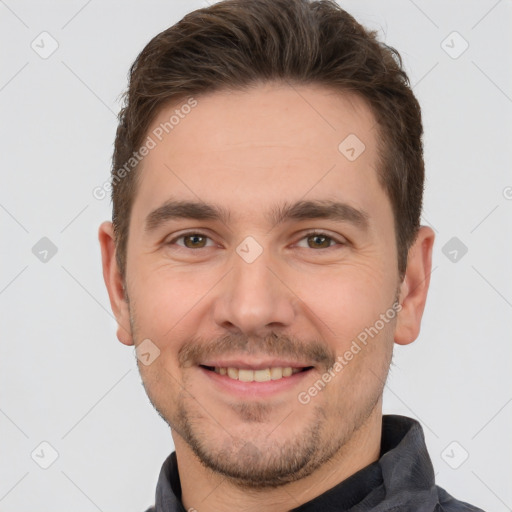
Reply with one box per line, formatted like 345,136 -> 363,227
394,226 -> 435,346
98,221 -> 134,346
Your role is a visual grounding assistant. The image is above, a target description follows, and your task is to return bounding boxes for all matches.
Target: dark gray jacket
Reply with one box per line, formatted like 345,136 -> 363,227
145,414 -> 485,511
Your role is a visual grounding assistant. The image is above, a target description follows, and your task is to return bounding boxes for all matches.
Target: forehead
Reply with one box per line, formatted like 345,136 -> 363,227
131,82 -> 388,228
146,82 -> 377,163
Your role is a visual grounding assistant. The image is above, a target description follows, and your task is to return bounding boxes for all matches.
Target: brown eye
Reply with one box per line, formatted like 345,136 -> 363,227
182,234 -> 208,248
167,232 -> 214,249
306,234 -> 333,249
294,231 -> 345,250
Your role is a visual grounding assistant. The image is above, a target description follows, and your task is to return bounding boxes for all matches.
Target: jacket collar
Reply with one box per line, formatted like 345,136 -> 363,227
153,415 -> 439,512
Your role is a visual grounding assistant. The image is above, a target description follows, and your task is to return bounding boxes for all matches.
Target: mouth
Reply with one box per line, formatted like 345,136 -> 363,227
198,360 -> 315,399
200,365 -> 314,382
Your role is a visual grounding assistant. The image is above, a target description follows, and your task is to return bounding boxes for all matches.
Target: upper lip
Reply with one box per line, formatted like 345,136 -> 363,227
199,358 -> 314,371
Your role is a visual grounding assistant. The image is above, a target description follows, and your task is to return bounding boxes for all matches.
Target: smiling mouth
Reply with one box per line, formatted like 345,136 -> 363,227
200,365 -> 314,382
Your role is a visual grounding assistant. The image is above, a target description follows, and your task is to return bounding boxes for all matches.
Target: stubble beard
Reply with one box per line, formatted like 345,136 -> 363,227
156,373 -> 384,489
129,297 -> 396,489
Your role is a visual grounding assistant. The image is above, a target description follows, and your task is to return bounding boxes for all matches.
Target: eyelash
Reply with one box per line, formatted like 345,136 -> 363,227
166,230 -> 347,251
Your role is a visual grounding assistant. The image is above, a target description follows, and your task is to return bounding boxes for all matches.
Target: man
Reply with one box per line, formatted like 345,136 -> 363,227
98,0 -> 484,510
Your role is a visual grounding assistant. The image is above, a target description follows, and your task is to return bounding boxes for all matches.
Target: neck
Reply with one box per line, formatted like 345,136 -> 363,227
175,407 -> 383,512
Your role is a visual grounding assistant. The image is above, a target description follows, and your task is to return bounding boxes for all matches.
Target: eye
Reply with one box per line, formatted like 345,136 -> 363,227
168,232 -> 216,249
295,231 -> 346,250
165,230 -> 347,251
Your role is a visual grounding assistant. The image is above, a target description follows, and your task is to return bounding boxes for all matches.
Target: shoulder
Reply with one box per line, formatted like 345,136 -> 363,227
437,485 -> 486,512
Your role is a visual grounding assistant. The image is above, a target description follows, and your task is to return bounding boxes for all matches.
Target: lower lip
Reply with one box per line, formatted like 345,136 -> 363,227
199,366 -> 313,399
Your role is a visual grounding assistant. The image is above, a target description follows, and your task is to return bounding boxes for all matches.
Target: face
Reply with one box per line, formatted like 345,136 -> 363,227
101,82 -> 429,488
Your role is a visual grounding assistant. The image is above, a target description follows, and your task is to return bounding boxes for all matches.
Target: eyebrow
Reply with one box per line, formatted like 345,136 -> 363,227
144,198 -> 370,233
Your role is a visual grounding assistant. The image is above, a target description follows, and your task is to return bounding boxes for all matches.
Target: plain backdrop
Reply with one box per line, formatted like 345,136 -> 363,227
1,1 -> 511,511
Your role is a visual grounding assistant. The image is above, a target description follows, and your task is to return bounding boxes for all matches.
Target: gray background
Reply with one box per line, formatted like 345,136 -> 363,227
1,0 -> 511,510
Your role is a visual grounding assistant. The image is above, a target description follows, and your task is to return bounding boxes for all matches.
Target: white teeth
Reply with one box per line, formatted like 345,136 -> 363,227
238,369 -> 253,382
213,366 -> 303,382
282,367 -> 292,377
270,367 -> 282,380
254,369 -> 271,382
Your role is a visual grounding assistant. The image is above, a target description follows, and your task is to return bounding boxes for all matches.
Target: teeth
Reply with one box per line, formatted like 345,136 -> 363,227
254,369 -> 271,382
238,369 -> 253,382
270,367 -> 282,380
214,366 -> 303,382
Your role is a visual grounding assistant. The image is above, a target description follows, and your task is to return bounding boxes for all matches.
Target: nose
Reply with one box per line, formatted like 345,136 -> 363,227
212,244 -> 296,338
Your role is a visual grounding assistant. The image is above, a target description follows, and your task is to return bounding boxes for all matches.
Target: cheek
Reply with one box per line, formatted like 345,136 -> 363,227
128,265 -> 213,352
311,271 -> 396,407
295,262 -> 395,346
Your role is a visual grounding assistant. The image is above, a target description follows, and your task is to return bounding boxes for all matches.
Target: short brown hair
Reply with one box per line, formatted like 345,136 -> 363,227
111,0 -> 424,281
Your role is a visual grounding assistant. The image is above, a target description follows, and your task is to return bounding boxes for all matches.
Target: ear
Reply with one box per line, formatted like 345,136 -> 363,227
394,226 -> 435,346
98,221 -> 134,346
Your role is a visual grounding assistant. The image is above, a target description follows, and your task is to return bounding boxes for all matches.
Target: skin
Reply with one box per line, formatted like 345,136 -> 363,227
99,82 -> 434,512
